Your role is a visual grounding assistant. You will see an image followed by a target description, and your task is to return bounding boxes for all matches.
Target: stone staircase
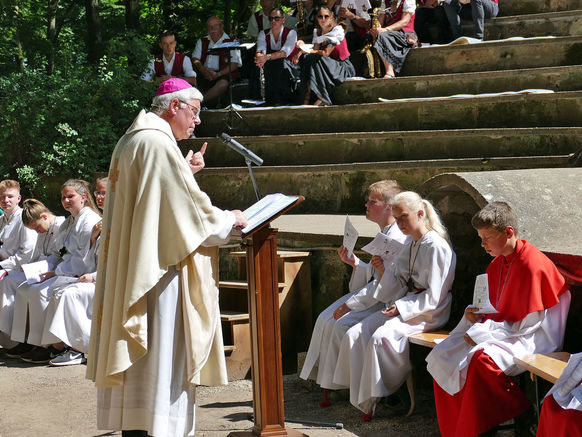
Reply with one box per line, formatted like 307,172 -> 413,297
180,0 -> 582,378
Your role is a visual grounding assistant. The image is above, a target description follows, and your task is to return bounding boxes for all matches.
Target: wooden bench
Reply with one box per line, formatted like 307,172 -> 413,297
408,330 -> 450,349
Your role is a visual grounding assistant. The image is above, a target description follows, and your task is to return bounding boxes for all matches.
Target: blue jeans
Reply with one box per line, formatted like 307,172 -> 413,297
443,0 -> 499,40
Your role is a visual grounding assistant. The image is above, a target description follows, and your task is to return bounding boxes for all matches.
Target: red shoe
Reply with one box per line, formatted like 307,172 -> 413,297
319,388 -> 332,408
361,411 -> 374,422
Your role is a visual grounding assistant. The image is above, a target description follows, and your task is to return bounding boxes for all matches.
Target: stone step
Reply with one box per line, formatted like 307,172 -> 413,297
186,127 -> 582,167
196,155 -> 571,215
333,65 -> 582,104
401,36 -> 582,76
499,0 -> 582,16
463,10 -> 582,39
196,91 -> 582,137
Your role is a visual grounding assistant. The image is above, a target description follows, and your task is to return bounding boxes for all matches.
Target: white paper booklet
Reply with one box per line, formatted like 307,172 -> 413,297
343,215 -> 359,258
21,260 -> 50,284
299,44 -> 314,53
472,273 -> 499,314
361,232 -> 406,260
242,193 -> 300,235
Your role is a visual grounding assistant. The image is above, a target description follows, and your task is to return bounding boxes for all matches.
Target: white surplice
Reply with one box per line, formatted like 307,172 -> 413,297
426,291 -> 571,396
0,207 -> 37,270
546,352 -> 582,412
11,207 -> 100,345
0,215 -> 64,336
333,230 -> 456,412
299,223 -> 409,388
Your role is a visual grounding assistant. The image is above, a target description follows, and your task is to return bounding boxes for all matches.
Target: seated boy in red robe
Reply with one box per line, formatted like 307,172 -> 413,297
427,201 -> 570,437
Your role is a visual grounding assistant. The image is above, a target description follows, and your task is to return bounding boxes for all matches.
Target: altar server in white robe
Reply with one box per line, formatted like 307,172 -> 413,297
0,199 -> 64,354
333,191 -> 456,420
300,180 -> 409,406
0,179 -> 37,273
11,180 -> 101,358
40,178 -> 108,366
86,78 -> 247,437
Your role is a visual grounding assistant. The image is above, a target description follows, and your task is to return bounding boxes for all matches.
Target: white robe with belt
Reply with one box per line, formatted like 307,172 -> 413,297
333,230 -> 456,412
299,223 -> 408,388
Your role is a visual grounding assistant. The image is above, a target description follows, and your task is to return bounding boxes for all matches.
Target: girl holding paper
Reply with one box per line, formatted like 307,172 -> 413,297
0,199 -> 65,355
333,190 -> 455,420
10,180 -> 101,364
299,180 -> 409,406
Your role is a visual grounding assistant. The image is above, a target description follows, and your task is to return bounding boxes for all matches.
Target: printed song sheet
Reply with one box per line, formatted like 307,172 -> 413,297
242,193 -> 300,235
21,260 -> 50,284
343,215 -> 359,258
472,273 -> 499,314
362,232 -> 406,260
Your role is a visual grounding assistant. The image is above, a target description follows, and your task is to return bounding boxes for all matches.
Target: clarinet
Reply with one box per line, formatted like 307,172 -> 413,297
260,65 -> 266,101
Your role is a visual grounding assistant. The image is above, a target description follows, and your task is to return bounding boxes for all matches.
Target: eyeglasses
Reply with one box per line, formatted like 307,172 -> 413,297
268,16 -> 283,21
94,191 -> 106,197
179,100 -> 201,120
317,14 -> 331,19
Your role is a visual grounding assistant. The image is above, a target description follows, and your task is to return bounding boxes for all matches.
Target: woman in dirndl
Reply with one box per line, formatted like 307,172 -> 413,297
293,5 -> 355,106
372,0 -> 418,78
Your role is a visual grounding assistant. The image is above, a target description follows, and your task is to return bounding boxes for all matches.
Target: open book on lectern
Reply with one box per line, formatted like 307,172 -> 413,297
241,193 -> 303,236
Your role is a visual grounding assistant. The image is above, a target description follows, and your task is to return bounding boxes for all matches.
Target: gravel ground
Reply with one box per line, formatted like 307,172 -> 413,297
0,345 -> 444,437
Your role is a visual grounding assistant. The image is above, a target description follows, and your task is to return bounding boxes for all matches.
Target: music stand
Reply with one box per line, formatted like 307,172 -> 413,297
208,42 -> 247,131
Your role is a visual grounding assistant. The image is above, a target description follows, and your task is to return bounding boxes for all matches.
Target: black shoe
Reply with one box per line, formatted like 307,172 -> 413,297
4,342 -> 35,358
22,346 -> 62,364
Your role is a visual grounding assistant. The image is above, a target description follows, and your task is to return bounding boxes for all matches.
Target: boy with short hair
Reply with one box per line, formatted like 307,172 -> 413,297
427,201 -> 570,436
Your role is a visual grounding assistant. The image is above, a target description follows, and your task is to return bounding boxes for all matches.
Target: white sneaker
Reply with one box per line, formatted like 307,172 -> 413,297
49,348 -> 84,366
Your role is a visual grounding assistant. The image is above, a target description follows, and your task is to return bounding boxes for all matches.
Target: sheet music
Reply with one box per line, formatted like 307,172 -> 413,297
21,260 -> 49,284
242,193 -> 299,234
299,44 -> 314,53
361,232 -> 406,260
211,41 -> 241,49
472,273 -> 499,314
343,215 -> 359,258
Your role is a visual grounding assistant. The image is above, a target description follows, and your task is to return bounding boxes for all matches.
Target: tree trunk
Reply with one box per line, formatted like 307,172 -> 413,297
124,0 -> 139,30
224,0 -> 233,36
85,0 -> 102,65
47,0 -> 59,75
14,31 -> 26,72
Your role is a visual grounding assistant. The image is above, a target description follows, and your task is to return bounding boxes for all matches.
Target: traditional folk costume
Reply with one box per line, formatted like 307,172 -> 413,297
0,207 -> 37,271
341,0 -> 372,52
246,10 -> 296,38
300,223 -> 409,387
334,230 -> 455,413
87,109 -> 235,437
537,352 -> 582,437
41,233 -> 100,353
0,216 -> 64,337
374,0 -> 417,74
300,25 -> 355,105
192,32 -> 242,94
427,239 -> 569,437
249,27 -> 301,105
11,207 -> 100,346
141,52 -> 197,82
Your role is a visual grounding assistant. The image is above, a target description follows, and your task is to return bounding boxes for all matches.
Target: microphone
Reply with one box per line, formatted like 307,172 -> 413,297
219,133 -> 263,166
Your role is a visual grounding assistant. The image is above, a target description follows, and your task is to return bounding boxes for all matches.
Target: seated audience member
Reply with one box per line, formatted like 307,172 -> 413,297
40,178 -> 108,366
142,32 -> 197,86
443,0 -> 498,41
192,16 -> 242,108
414,0 -> 452,44
300,180 -> 409,406
537,352 -> 582,437
250,8 -> 301,105
427,201 -> 570,437
0,199 -> 65,357
246,0 -> 297,38
293,0 -> 318,41
0,180 -> 37,275
338,0 -> 371,52
371,0 -> 418,78
11,179 -> 101,364
294,5 -> 355,106
334,191 -> 455,420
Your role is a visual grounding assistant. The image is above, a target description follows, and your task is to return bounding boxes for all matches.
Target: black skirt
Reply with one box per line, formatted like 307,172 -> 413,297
300,54 -> 355,105
249,57 -> 301,105
374,29 -> 415,73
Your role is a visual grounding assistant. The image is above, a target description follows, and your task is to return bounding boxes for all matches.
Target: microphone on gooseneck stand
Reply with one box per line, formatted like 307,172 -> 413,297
219,133 -> 263,166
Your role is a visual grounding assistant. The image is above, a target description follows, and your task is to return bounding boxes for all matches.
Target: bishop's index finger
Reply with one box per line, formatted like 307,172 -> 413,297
199,142 -> 208,155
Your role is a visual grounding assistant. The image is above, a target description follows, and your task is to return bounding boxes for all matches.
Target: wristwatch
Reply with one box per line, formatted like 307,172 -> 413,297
267,54 -> 272,61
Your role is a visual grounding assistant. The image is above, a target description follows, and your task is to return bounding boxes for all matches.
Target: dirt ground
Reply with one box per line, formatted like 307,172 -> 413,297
0,345 -> 445,437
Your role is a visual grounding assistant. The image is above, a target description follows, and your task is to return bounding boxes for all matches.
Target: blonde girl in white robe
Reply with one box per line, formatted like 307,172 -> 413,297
11,180 -> 101,356
0,199 -> 64,350
300,180 -> 409,406
332,191 -> 456,420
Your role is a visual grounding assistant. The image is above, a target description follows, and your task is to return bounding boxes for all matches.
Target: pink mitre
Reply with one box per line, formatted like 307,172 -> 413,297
155,77 -> 193,96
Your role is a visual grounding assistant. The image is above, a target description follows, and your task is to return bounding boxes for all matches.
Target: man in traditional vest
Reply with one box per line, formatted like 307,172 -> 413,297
192,16 -> 242,108
141,32 -> 197,85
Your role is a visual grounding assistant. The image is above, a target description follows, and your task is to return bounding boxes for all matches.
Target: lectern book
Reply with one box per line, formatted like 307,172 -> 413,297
241,193 -> 301,236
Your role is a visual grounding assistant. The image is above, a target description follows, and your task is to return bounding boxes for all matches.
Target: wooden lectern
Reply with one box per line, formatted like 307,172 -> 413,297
229,197 -> 306,437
